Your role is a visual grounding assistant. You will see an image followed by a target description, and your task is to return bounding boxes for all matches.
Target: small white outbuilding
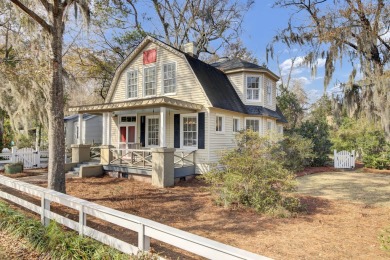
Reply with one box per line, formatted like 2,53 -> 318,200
64,114 -> 102,148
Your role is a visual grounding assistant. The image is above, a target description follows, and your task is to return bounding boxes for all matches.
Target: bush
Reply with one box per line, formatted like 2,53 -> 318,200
203,130 -> 302,216
294,120 -> 332,166
0,201 -> 156,259
279,133 -> 314,172
332,118 -> 390,169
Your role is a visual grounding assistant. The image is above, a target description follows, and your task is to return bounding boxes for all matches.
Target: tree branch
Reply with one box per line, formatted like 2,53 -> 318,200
10,0 -> 52,33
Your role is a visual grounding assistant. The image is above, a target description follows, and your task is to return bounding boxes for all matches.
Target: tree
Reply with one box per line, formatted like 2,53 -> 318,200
270,0 -> 390,138
8,0 -> 91,193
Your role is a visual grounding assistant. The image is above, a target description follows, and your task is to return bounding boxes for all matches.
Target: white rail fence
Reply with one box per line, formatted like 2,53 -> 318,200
0,175 -> 269,260
0,147 -> 48,168
334,150 -> 355,169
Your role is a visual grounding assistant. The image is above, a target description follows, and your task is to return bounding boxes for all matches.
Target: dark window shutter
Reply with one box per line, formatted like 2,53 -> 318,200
198,112 -> 205,149
174,114 -> 180,148
140,116 -> 146,147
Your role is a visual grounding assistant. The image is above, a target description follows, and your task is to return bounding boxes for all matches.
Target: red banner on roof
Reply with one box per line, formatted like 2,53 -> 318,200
143,49 -> 157,64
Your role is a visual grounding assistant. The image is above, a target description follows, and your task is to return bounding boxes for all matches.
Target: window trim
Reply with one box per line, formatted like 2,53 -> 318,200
145,115 -> 159,147
215,114 -> 225,133
245,117 -> 261,133
180,113 -> 198,149
246,75 -> 262,102
233,117 -> 240,133
161,61 -> 177,95
143,65 -> 157,97
126,69 -> 138,99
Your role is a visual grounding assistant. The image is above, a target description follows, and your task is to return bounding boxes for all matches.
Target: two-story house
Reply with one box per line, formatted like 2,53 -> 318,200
69,36 -> 287,176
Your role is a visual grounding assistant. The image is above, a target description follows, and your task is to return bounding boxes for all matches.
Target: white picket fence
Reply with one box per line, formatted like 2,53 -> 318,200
0,175 -> 269,260
334,150 -> 355,169
0,147 -> 48,168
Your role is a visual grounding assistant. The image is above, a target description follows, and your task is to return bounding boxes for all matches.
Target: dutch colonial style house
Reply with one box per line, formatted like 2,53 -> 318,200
69,36 -> 286,184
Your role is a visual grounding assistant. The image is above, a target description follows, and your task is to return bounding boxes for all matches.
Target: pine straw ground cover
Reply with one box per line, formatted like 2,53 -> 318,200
1,169 -> 390,259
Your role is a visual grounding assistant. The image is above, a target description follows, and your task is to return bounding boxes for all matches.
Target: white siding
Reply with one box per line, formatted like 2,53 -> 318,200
227,73 -> 244,102
208,109 -> 244,163
84,116 -> 103,145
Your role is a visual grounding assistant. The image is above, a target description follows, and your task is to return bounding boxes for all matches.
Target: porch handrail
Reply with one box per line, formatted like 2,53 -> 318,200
110,148 -> 152,167
0,175 -> 269,259
90,146 -> 101,159
174,149 -> 197,168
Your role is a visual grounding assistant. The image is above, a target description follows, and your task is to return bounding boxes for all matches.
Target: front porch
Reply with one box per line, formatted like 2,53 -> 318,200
68,97 -> 205,187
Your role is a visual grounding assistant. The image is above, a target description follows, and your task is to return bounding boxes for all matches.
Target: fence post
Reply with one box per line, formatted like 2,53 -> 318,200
36,148 -> 41,168
41,192 -> 51,226
138,223 -> 150,251
11,147 -> 17,163
79,204 -> 87,236
334,150 -> 337,168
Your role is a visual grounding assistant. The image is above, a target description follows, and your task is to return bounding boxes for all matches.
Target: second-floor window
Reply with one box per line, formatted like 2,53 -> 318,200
267,83 -> 273,105
247,76 -> 260,101
144,67 -> 156,96
163,63 -> 176,94
127,70 -> 137,98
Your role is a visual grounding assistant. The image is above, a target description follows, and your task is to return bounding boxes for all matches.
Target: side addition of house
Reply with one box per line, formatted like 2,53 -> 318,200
69,36 -> 287,175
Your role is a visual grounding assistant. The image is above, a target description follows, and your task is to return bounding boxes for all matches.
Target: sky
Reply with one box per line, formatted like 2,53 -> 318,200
240,0 -> 349,103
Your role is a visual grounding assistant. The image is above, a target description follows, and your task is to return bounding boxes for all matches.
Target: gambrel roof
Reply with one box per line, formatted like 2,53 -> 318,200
98,36 -> 287,123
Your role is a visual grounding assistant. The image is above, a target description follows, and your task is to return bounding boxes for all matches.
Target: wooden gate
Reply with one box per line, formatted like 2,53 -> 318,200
15,148 -> 40,168
334,150 -> 355,169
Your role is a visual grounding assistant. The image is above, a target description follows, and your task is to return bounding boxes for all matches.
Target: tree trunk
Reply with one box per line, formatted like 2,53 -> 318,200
47,11 -> 66,193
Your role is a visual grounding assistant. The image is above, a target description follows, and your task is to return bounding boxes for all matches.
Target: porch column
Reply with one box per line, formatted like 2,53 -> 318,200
78,114 -> 83,145
160,107 -> 167,147
107,113 -> 112,145
102,113 -> 107,145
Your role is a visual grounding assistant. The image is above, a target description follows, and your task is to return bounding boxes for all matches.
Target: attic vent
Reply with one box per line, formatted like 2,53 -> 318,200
183,42 -> 197,57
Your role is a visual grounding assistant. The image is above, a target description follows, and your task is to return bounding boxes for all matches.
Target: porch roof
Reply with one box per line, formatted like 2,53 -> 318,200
68,96 -> 203,114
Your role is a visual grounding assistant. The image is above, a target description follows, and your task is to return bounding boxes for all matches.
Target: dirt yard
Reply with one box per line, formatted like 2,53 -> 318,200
1,168 -> 390,259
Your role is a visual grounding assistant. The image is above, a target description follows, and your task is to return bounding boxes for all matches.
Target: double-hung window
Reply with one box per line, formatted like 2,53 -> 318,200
246,119 -> 260,132
267,83 -> 272,105
267,121 -> 272,132
216,115 -> 224,132
247,76 -> 260,101
144,67 -> 156,96
233,118 -> 240,132
182,115 -> 197,147
163,63 -> 176,94
127,70 -> 137,98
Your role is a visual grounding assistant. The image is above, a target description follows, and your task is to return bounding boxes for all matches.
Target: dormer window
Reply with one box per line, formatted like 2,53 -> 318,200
247,76 -> 260,101
144,66 -> 156,96
163,62 -> 176,94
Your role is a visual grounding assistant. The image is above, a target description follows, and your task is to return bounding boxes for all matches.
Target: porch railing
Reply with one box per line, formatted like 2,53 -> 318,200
90,146 -> 101,159
174,149 -> 196,168
110,149 -> 153,167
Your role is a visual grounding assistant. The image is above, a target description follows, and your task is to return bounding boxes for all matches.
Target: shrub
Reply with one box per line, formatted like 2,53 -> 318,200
279,133 -> 314,172
204,130 -> 302,216
0,201 -> 156,259
331,118 -> 390,169
294,120 -> 332,166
